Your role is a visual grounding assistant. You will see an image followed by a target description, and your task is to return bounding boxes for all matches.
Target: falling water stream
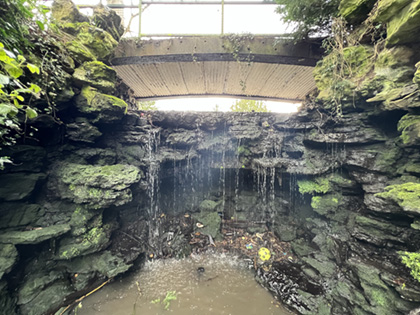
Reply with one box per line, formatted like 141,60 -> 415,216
76,253 -> 290,315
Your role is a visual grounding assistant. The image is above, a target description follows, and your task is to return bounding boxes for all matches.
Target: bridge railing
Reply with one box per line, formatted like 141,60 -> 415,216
72,0 -> 284,38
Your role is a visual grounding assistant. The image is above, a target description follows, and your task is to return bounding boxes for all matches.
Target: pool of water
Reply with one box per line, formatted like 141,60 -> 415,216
77,252 -> 291,315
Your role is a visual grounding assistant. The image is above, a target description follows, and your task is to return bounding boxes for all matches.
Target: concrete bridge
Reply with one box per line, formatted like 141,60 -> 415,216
111,36 -> 323,102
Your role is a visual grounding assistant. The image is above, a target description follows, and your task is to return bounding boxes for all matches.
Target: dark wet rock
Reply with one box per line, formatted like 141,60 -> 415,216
18,279 -> 74,315
0,173 -> 46,201
0,281 -> 16,314
0,203 -> 43,229
0,244 -> 18,279
0,145 -> 46,173
66,117 -> 103,143
165,128 -> 200,146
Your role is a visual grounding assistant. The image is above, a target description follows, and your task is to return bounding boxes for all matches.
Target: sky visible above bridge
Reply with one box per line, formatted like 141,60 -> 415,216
67,0 -> 300,112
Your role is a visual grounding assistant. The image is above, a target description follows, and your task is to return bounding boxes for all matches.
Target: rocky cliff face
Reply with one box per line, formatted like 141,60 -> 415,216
1,0 -> 420,314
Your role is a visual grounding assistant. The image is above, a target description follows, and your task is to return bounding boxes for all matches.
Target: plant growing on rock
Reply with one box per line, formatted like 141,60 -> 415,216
400,252 -> 420,283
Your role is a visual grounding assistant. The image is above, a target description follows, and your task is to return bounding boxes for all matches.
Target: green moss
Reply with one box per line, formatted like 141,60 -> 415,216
298,177 -> 331,195
237,145 -> 251,156
386,1 -> 420,45
376,182 -> 420,214
414,62 -> 420,88
76,86 -> 128,123
339,0 -> 376,23
314,45 -> 374,105
311,195 -> 339,209
374,0 -> 411,22
61,22 -> 118,61
400,251 -> 420,283
397,114 -> 420,145
65,40 -> 97,62
73,61 -> 116,93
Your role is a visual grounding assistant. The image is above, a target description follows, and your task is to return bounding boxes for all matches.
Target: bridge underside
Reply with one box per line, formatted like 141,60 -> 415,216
112,36 -> 322,102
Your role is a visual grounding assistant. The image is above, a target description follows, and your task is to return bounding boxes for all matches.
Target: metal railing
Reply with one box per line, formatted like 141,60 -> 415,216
77,0 -> 279,38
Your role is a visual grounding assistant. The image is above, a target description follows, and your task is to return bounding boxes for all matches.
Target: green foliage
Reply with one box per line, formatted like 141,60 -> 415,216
298,177 -> 331,194
400,251 -> 420,283
230,99 -> 269,112
275,0 -> 340,39
0,41 -> 41,153
0,0 -> 49,54
138,101 -> 157,111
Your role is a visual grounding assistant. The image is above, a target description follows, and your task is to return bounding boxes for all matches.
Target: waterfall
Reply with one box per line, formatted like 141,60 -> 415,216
146,127 -> 161,253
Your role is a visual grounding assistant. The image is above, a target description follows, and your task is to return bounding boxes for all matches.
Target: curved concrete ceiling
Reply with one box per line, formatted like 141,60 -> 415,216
111,36 -> 323,102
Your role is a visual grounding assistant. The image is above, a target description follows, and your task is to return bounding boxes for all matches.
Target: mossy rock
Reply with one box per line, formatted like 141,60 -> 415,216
374,0 -> 412,22
93,4 -> 124,41
52,162 -> 141,209
386,1 -> 420,45
311,194 -> 342,216
0,224 -> 71,245
376,182 -> 420,215
51,0 -> 89,24
61,22 -> 118,62
193,211 -> 221,239
65,40 -> 97,63
73,61 -> 117,93
314,45 -> 374,105
397,114 -> 420,146
56,226 -> 109,260
75,86 -> 128,124
18,279 -> 74,315
0,244 -> 18,280
63,251 -> 132,279
339,0 -> 377,24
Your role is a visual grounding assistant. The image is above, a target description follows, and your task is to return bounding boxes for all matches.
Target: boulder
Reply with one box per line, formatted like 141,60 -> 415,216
73,61 -> 117,93
51,162 -> 141,209
62,22 -> 118,62
74,86 -> 128,124
51,0 -> 89,24
93,4 -> 124,41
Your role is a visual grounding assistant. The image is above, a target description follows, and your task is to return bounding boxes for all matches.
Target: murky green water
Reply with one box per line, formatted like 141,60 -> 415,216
77,252 -> 290,315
